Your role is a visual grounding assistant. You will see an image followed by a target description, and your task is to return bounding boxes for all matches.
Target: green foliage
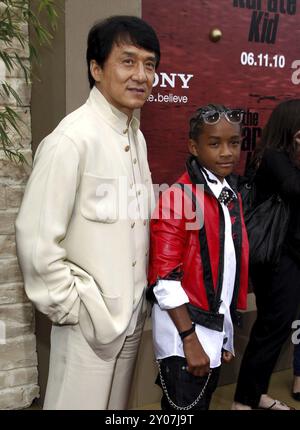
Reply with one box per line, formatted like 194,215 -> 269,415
0,0 -> 57,162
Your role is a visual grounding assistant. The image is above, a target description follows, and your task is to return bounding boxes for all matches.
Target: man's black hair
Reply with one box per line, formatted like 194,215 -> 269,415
86,15 -> 160,88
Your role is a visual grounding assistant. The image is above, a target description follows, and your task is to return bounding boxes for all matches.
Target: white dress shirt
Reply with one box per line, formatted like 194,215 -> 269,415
152,168 -> 237,368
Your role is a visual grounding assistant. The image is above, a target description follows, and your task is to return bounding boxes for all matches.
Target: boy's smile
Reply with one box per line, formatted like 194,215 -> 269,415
188,118 -> 241,182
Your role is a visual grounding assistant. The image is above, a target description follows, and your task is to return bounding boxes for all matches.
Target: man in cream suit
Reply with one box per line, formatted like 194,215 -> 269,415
15,16 -> 160,410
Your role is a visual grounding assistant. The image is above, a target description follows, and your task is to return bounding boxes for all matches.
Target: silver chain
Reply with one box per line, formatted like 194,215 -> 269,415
156,360 -> 212,411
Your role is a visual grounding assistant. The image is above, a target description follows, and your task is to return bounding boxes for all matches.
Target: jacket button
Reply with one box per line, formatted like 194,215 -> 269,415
143,220 -> 147,226
125,145 -> 130,152
132,261 -> 137,267
133,158 -> 137,164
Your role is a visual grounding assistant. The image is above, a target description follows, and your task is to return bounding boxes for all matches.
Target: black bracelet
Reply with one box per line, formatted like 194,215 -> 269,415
178,323 -> 195,340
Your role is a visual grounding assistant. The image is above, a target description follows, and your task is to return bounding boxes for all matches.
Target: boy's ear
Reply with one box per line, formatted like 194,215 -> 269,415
90,60 -> 103,84
188,139 -> 199,156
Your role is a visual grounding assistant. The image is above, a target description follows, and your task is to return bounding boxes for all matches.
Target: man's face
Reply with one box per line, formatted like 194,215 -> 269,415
92,42 -> 157,117
189,118 -> 241,182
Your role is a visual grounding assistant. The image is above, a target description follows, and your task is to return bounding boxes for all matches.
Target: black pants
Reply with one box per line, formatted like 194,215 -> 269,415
234,252 -> 300,408
156,356 -> 220,411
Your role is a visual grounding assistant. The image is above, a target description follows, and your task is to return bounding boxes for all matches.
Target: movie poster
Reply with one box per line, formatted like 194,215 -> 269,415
142,0 -> 300,185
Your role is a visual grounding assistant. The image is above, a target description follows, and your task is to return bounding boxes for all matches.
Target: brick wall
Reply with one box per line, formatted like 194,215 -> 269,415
0,21 -> 39,409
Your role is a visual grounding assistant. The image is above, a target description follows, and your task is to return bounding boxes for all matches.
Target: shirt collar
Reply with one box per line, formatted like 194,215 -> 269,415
87,86 -> 140,135
202,167 -> 236,200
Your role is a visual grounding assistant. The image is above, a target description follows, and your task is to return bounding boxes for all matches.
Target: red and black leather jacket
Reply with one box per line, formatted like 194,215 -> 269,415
147,156 -> 249,329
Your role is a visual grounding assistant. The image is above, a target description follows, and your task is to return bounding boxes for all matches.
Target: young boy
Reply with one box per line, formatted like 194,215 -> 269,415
147,104 -> 249,410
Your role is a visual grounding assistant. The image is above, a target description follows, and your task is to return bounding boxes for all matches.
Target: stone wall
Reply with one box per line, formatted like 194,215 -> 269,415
0,19 -> 39,409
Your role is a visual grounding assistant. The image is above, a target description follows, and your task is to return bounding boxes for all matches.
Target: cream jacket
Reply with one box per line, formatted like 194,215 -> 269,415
15,87 -> 154,360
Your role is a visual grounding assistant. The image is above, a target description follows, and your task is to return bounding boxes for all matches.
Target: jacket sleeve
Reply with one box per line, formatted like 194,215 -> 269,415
263,149 -> 300,199
148,186 -> 189,285
15,133 -> 81,324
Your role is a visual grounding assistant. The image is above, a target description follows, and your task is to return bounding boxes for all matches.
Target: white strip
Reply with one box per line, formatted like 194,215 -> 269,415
153,279 -> 189,309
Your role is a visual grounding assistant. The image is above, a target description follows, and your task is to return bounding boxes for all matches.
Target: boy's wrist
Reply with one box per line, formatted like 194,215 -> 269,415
178,323 -> 195,340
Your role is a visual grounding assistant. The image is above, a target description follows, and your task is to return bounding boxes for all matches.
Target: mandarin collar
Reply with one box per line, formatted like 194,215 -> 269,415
87,86 -> 140,135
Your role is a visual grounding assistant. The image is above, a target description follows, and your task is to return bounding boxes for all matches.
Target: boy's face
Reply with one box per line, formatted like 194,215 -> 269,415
90,42 -> 157,118
189,118 -> 241,182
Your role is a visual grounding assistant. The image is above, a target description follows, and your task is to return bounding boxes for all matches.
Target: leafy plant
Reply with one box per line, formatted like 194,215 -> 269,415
0,0 -> 58,162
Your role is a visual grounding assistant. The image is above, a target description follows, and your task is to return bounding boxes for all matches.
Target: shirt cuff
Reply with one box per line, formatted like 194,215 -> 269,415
153,280 -> 189,310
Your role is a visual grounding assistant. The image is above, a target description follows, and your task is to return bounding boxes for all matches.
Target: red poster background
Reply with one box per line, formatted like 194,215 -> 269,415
142,0 -> 300,185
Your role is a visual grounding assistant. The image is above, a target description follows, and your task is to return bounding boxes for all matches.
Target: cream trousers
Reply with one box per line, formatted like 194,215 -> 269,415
43,313 -> 145,410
